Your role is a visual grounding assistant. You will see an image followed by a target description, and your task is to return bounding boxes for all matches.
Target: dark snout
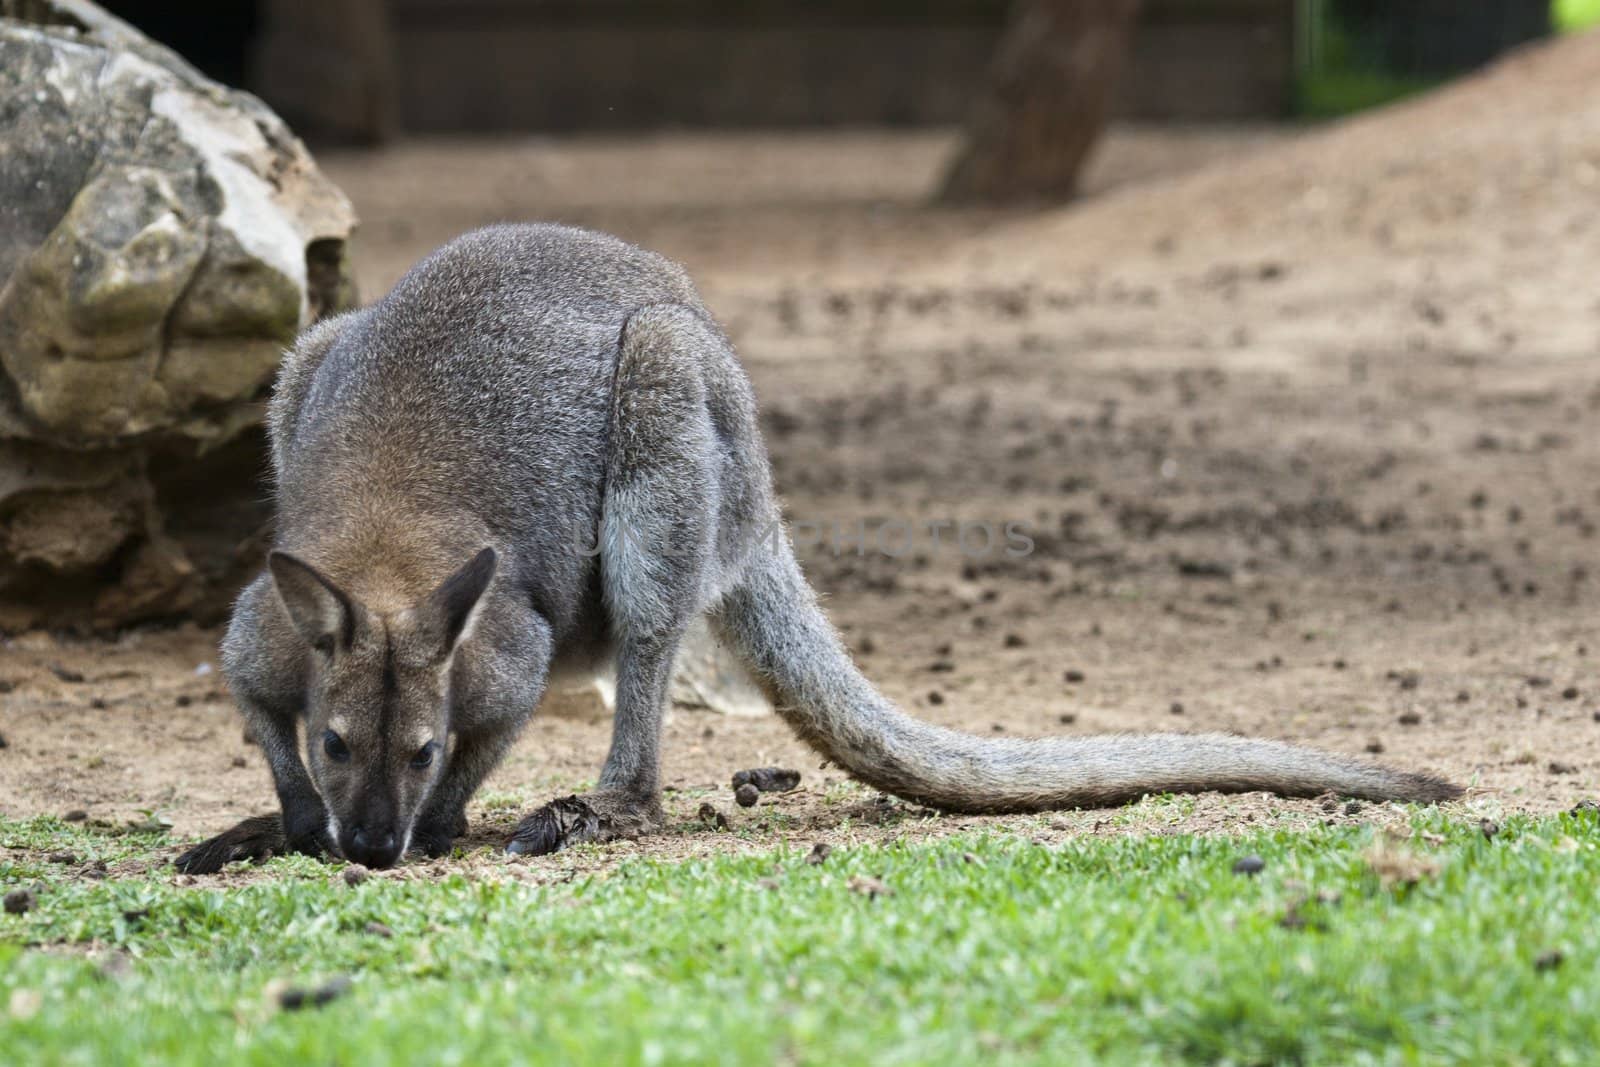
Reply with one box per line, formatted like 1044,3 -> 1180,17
342,824 -> 403,869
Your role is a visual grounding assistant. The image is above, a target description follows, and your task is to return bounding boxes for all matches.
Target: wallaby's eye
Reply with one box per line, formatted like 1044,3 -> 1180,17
411,742 -> 437,770
323,730 -> 351,763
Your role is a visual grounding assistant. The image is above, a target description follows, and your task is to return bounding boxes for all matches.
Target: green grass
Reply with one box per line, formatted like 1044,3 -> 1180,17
4,811 -> 1599,1065
1556,0 -> 1600,32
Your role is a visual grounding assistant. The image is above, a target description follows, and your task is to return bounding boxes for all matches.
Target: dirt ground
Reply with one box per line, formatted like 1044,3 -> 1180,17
4,36 -> 1600,878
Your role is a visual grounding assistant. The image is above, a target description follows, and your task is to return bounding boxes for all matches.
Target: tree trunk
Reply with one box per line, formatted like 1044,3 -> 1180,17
251,0 -> 400,144
939,0 -> 1142,203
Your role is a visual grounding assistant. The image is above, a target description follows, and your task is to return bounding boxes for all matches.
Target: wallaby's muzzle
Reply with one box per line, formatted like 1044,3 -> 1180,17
343,823 -> 403,869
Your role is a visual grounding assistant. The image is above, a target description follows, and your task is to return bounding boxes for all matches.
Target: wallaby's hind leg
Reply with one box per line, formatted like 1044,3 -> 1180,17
508,306 -> 718,856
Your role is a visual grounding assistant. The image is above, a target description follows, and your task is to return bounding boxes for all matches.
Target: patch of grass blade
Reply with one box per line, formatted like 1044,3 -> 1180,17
2,811 -> 1597,1064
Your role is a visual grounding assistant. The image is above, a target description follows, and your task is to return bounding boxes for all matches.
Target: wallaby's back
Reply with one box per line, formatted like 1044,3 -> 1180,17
266,224 -> 706,620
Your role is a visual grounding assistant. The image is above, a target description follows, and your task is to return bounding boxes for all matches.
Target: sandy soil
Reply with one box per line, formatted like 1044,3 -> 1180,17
5,36 -> 1600,877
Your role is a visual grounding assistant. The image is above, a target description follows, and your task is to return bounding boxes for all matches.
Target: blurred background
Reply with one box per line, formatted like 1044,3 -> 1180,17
102,0 -> 1600,138
80,0 -> 1600,299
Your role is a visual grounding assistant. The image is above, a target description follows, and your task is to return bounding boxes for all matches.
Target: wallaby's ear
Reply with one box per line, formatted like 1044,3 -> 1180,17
418,547 -> 498,657
268,551 -> 358,656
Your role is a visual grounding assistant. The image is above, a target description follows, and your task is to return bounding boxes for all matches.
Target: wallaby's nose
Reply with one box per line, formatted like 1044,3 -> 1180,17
347,825 -> 400,868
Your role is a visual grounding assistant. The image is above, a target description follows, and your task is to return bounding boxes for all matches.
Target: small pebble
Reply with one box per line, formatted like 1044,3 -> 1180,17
1365,739 -> 1385,754
805,842 -> 832,866
1169,701 -> 1184,715
63,809 -> 88,822
1232,855 -> 1265,876
926,691 -> 944,706
1549,761 -> 1578,776
4,888 -> 36,914
1535,949 -> 1565,972
848,875 -> 892,898
343,865 -> 369,887
1397,711 -> 1422,726
731,768 -> 802,793
734,783 -> 760,808
1480,819 -> 1500,840
47,851 -> 77,866
278,976 -> 352,1012
1563,687 -> 1580,700
1063,670 -> 1086,683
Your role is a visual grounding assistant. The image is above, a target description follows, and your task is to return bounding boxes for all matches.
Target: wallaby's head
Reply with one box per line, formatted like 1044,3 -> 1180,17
267,547 -> 498,868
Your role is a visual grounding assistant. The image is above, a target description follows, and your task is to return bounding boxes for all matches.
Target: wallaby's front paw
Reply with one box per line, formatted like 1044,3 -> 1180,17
176,807 -> 334,875
409,808 -> 468,858
410,830 -> 453,858
410,821 -> 462,859
174,815 -> 290,874
505,792 -> 662,857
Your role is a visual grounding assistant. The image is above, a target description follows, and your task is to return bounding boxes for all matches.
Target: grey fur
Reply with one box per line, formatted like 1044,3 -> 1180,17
174,224 -> 1459,873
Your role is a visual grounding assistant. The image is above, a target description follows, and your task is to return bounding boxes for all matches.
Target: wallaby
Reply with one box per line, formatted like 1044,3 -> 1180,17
175,224 -> 1460,874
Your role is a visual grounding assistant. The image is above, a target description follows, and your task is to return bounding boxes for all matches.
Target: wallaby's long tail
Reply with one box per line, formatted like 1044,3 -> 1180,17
714,545 -> 1462,812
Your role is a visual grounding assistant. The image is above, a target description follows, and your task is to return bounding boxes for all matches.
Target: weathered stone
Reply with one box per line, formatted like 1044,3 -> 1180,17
557,617 -> 773,720
668,616 -> 773,717
0,0 -> 356,630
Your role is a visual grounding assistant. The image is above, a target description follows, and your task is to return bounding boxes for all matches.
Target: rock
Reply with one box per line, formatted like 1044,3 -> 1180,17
731,767 -> 802,794
0,1 -> 356,630
847,875 -> 892,898
1231,855 -> 1265,876
665,615 -> 772,717
734,783 -> 760,808
1534,949 -> 1564,972
576,614 -> 772,722
277,976 -> 352,1011
696,803 -> 730,831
